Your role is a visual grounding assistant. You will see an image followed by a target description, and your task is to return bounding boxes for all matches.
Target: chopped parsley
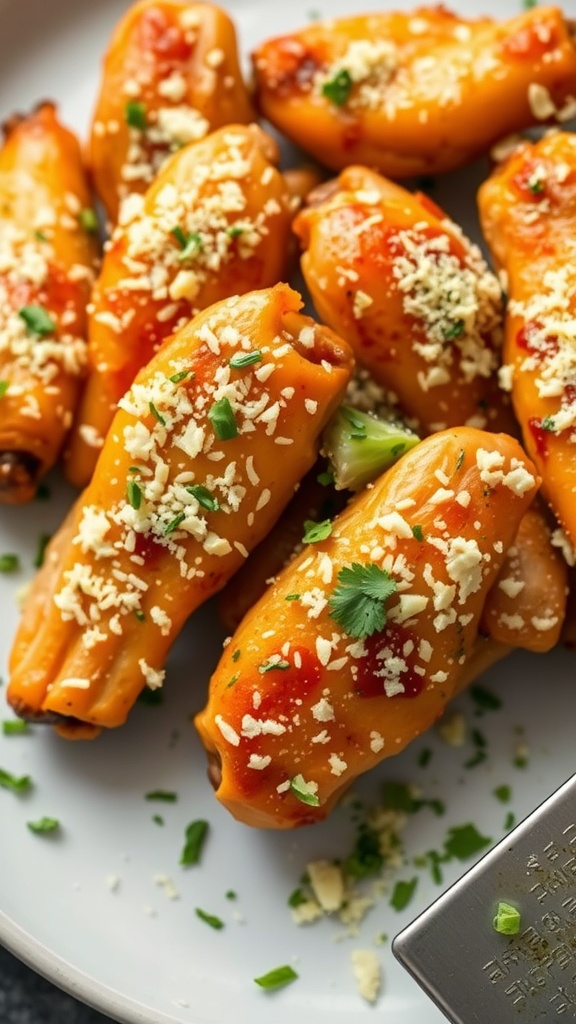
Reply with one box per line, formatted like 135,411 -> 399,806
493,784 -> 511,804
456,448 -> 465,470
443,823 -> 492,861
254,965 -> 298,990
125,100 -> 147,129
329,562 -> 397,639
152,814 -> 164,826
180,819 -> 209,865
418,748 -> 433,769
79,207 -> 99,234
287,887 -> 308,908
344,823 -> 384,879
443,319 -> 465,341
259,659 -> 290,674
0,380 -> 9,397
0,768 -> 32,793
289,774 -> 320,807
0,553 -> 20,573
316,467 -> 335,486
208,397 -> 238,440
302,518 -> 332,544
540,415 -> 555,432
493,901 -> 521,935
18,304 -> 55,337
186,484 -> 220,512
171,226 -> 202,260
321,68 -> 352,106
126,478 -> 142,510
390,877 -> 418,911
229,349 -> 263,369
148,400 -> 165,425
2,720 -> 28,736
411,524 -> 424,541
145,790 -> 177,802
34,532 -> 51,569
284,593 -> 300,601
231,649 -> 241,662
27,816 -> 60,834
169,369 -> 192,383
195,908 -> 224,929
470,684 -> 502,714
164,511 -> 186,534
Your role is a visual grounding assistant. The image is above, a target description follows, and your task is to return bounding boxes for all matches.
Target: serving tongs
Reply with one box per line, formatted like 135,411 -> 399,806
393,772 -> 576,1022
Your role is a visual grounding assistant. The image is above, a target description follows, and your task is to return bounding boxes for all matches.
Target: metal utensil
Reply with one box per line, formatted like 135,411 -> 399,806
393,772 -> 576,1022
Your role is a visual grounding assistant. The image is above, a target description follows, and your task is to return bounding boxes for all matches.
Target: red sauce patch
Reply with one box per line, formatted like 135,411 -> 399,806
138,7 -> 193,67
528,417 -> 550,458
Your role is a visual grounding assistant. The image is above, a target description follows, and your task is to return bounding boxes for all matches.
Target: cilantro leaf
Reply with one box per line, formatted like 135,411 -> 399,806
328,562 -> 397,638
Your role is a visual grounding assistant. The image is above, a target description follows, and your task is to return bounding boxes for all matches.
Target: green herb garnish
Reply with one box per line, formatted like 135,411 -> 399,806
443,319 -> 465,341
180,819 -> 209,865
27,816 -> 60,834
0,380 -> 9,397
329,562 -> 397,639
229,350 -> 263,369
125,100 -> 147,129
171,226 -> 202,260
470,684 -> 502,713
0,553 -> 20,573
493,901 -> 521,935
493,785 -> 511,804
259,659 -> 290,674
126,478 -> 142,510
411,524 -> 424,541
2,720 -> 28,736
390,877 -> 418,911
18,304 -> 55,337
0,768 -> 32,793
322,405 -> 418,491
149,401 -> 165,425
289,774 -> 320,807
208,397 -> 238,441
195,908 -> 224,929
169,370 -> 192,383
164,511 -> 186,534
443,823 -> 492,861
186,485 -> 220,512
34,532 -> 51,569
321,69 -> 353,107
302,518 -> 332,544
145,790 -> 178,802
254,965 -> 298,990
79,208 -> 99,234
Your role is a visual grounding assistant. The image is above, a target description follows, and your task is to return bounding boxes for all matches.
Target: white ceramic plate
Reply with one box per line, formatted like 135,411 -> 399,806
1,1 -> 575,1022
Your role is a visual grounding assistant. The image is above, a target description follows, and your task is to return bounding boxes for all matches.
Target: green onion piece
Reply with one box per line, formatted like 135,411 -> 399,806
0,768 -> 32,793
79,208 -> 99,234
328,562 -> 397,639
0,553 -> 20,573
321,68 -> 352,107
456,448 -> 465,470
443,319 -> 465,340
179,232 -> 202,260
27,816 -> 60,834
493,901 -> 521,935
145,790 -> 178,802
258,659 -> 290,674
411,524 -> 424,541
208,397 -> 238,441
0,380 -> 9,398
2,720 -> 29,736
254,965 -> 298,990
18,304 -> 55,337
169,370 -> 191,383
164,511 -> 186,535
227,225 -> 244,238
126,478 -> 142,510
390,877 -> 419,911
284,593 -> 300,602
152,814 -> 164,826
231,649 -> 241,662
180,819 -> 209,865
322,405 -> 418,491
186,484 -> 220,512
302,518 -> 332,544
125,100 -> 147,129
149,401 -> 165,425
316,468 -> 335,486
195,908 -> 224,929
229,350 -> 263,369
289,774 -> 320,807
34,532 -> 51,569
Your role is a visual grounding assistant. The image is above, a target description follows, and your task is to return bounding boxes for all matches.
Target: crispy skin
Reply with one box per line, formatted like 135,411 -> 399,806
65,124 -> 296,488
88,0 -> 256,224
253,6 -> 576,178
294,166 -> 516,437
7,284 -> 353,736
195,427 -> 539,828
479,131 -> 576,549
0,103 -> 99,502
